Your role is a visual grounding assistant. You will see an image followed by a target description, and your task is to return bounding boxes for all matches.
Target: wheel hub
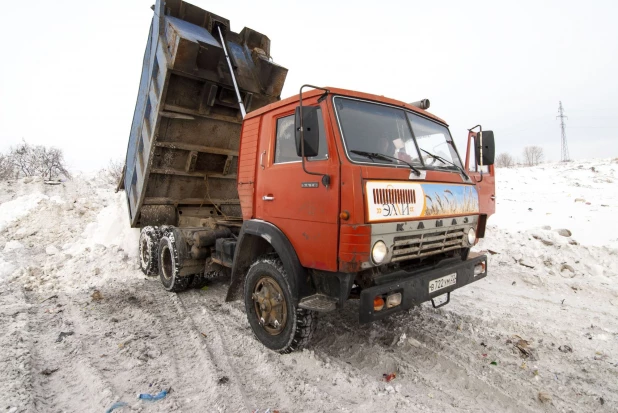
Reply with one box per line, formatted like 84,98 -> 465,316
252,276 -> 287,335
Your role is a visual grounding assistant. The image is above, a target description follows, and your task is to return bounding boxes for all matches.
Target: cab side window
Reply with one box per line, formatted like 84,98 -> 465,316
274,108 -> 328,164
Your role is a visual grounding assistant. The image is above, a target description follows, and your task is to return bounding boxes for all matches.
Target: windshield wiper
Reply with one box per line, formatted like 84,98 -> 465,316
420,148 -> 469,180
350,150 -> 421,176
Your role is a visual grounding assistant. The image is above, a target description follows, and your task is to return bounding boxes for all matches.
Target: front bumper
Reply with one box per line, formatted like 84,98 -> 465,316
359,254 -> 487,323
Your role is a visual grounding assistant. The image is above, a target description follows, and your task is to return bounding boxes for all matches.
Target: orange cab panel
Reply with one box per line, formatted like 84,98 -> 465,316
254,97 -> 341,271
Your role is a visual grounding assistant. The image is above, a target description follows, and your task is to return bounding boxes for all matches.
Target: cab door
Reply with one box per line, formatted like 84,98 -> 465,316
255,101 -> 340,271
465,131 -> 496,217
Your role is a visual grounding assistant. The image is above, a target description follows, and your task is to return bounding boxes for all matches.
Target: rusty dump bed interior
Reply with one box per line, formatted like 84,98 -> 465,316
122,0 -> 287,228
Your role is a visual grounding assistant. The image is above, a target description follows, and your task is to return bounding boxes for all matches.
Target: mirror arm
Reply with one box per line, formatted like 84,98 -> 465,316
299,84 -> 331,187
468,124 -> 484,182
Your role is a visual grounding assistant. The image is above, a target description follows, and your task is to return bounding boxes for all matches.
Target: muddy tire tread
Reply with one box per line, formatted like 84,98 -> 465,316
139,226 -> 162,276
245,254 -> 317,354
158,228 -> 192,292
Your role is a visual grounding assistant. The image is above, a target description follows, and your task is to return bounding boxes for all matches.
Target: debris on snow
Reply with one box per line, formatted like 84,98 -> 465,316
105,401 -> 128,413
560,264 -> 576,277
407,337 -> 423,347
538,392 -> 552,403
55,331 -> 74,343
138,389 -> 169,401
514,338 -> 534,359
382,373 -> 397,382
518,259 -> 535,269
555,228 -> 572,237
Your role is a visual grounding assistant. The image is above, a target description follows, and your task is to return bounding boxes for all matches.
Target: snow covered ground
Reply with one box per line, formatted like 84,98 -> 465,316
0,159 -> 617,413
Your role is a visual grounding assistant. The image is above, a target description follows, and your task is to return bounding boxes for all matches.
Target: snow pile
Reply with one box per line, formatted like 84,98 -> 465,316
0,257 -> 15,281
490,158 -> 618,248
477,225 -> 617,286
0,193 -> 51,232
3,240 -> 24,252
74,192 -> 140,258
0,176 -> 141,293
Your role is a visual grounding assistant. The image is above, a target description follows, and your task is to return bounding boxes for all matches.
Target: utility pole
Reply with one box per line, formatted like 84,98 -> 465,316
557,101 -> 570,162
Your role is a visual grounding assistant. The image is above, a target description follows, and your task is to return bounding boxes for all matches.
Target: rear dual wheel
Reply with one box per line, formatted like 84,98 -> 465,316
139,226 -> 161,276
157,229 -> 192,292
244,256 -> 317,353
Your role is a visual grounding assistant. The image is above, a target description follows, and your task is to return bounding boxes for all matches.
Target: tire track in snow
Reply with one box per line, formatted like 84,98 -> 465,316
131,281 -> 251,412
28,294 -> 123,412
0,284 -> 35,413
178,284 -> 297,411
313,302 -> 538,413
178,283 -> 454,412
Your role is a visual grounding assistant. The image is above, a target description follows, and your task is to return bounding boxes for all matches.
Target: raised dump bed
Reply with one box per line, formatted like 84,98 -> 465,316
122,0 -> 287,228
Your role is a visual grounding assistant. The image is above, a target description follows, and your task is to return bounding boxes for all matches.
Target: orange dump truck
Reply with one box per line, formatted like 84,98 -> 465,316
122,0 -> 496,352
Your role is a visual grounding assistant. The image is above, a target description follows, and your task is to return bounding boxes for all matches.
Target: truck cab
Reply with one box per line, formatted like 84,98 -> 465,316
123,0 -> 496,353
225,87 -> 496,350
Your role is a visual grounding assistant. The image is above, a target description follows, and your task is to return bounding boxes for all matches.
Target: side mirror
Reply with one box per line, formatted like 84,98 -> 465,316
295,106 -> 320,158
475,130 -> 495,166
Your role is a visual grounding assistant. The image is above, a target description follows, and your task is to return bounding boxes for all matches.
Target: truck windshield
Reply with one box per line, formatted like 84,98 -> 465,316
405,111 -> 463,169
334,97 -> 463,170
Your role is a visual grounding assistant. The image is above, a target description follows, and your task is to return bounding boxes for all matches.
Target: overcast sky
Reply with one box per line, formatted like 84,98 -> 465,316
1,0 -> 617,172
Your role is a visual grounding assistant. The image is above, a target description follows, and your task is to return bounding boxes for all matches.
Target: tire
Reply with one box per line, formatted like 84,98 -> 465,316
244,256 -> 317,353
139,226 -> 161,276
157,229 -> 192,292
189,273 -> 209,289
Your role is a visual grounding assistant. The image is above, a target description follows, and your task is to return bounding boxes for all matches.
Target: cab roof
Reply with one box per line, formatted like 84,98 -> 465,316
244,86 -> 448,126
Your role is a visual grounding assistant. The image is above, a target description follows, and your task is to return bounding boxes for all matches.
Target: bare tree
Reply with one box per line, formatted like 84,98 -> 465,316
9,140 -> 38,177
522,146 -> 544,166
36,146 -> 71,180
0,154 -> 15,180
495,152 -> 515,168
98,159 -> 124,186
3,140 -> 71,180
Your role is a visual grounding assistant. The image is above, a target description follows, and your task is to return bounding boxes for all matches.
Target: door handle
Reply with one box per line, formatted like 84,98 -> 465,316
262,195 -> 275,201
490,195 -> 496,200
260,151 -> 266,170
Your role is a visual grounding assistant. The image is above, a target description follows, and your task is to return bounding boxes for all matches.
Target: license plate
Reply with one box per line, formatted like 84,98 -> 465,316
429,273 -> 457,293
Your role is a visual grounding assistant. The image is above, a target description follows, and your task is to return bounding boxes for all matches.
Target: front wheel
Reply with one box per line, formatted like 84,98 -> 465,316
244,256 -> 317,353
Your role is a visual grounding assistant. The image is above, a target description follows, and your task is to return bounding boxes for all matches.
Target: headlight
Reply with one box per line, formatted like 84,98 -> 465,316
372,241 -> 387,264
467,228 -> 476,245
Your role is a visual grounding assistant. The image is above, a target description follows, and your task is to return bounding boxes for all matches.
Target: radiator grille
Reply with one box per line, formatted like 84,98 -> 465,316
372,188 -> 417,205
391,227 -> 466,262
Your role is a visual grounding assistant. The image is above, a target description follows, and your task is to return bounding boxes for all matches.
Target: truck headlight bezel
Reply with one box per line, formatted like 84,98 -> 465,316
467,227 -> 476,245
372,240 -> 388,264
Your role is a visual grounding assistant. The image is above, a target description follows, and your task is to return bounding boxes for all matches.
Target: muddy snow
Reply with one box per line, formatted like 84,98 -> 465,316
1,160 -> 617,412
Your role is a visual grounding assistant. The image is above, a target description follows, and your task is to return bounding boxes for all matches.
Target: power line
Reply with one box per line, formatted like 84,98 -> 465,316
557,101 -> 570,162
